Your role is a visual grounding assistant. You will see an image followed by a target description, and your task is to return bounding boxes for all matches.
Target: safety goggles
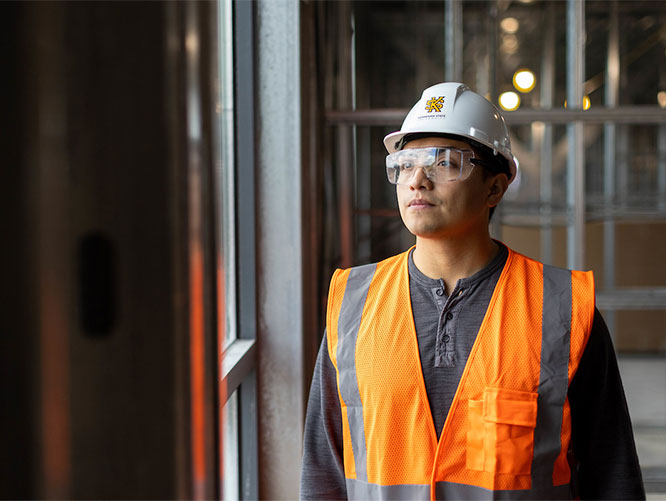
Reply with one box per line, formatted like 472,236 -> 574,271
386,147 -> 483,185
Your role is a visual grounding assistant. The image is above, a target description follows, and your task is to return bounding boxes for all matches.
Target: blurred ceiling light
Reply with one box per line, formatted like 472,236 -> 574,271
185,32 -> 199,54
500,17 -> 519,34
513,69 -> 536,93
499,91 -> 520,111
658,91 -> 666,108
564,95 -> 591,110
501,34 -> 519,54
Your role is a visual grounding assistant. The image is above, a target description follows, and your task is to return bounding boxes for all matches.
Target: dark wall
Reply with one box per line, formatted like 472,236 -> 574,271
0,3 -> 39,497
0,2 -> 217,498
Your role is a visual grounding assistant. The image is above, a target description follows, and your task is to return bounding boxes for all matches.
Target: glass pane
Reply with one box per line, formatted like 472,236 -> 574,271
350,125 -> 414,263
614,3 -> 666,106
463,0 -> 567,108
353,1 -> 446,109
500,124 -> 569,231
214,0 -> 236,349
222,391 -> 239,500
213,0 -> 238,498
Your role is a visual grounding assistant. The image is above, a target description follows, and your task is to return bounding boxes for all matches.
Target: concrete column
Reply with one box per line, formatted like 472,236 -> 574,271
254,1 -> 305,498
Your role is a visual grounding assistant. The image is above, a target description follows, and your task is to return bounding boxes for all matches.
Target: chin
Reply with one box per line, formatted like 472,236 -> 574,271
406,223 -> 446,238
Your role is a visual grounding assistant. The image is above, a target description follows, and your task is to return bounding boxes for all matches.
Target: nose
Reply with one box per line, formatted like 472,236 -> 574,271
408,166 -> 433,190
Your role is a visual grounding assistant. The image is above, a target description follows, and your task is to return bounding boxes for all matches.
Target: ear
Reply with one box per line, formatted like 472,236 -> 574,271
487,173 -> 509,208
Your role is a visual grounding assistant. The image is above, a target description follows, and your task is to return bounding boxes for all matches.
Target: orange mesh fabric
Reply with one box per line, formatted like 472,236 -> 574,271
326,248 -> 595,494
326,268 -> 357,478
355,252 -> 437,485
326,268 -> 349,370
431,250 -> 543,492
569,269 -> 595,381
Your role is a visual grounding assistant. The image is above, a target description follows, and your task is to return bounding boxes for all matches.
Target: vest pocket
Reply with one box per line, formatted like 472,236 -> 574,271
466,387 -> 538,475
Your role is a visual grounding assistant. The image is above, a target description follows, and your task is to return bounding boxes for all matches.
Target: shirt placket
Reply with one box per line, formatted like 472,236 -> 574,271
434,283 -> 465,368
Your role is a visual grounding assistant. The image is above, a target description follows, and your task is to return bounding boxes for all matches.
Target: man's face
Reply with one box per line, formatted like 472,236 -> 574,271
395,137 -> 505,239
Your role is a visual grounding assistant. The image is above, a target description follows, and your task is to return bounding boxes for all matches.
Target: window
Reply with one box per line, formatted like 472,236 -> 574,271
213,0 -> 258,499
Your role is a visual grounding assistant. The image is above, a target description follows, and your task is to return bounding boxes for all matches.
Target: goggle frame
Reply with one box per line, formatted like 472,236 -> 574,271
386,146 -> 486,185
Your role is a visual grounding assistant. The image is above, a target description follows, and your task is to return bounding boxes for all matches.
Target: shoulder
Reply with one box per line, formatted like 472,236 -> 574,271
326,250 -> 410,313
503,246 -> 549,270
504,245 -> 595,282
330,249 -> 411,283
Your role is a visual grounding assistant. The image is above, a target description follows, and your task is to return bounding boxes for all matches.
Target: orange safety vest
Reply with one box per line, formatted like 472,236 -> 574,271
326,247 -> 595,500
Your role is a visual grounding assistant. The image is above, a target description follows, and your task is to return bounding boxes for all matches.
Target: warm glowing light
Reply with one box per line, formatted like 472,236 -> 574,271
564,95 -> 591,110
499,91 -> 520,111
658,91 -> 666,108
185,32 -> 199,54
500,17 -> 519,34
513,69 -> 536,93
501,34 -> 519,55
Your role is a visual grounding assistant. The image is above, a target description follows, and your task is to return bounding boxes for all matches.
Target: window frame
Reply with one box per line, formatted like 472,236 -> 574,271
217,0 -> 258,499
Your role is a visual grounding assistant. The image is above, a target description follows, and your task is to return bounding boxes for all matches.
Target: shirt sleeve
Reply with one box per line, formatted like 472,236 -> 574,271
300,330 -> 348,501
568,308 -> 646,500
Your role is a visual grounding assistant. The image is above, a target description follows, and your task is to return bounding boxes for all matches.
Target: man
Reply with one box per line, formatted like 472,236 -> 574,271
301,83 -> 644,500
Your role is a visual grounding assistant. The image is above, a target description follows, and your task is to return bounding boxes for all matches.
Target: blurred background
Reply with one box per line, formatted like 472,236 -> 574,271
1,0 -> 664,499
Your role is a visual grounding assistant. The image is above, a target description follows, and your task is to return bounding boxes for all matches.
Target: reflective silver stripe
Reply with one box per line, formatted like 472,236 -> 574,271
532,265 -> 572,487
435,480 -> 571,500
337,263 -> 377,484
346,479 -> 571,500
346,478 -> 430,501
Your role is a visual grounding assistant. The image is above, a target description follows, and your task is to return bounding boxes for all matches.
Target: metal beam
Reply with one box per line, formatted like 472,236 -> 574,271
499,209 -> 666,227
603,0 -> 619,336
596,288 -> 666,310
659,125 -> 666,212
566,0 -> 585,270
445,0 -> 462,82
540,1 -> 556,265
324,106 -> 666,126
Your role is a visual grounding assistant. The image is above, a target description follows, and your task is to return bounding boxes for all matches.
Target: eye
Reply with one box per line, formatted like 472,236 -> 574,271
400,162 -> 414,170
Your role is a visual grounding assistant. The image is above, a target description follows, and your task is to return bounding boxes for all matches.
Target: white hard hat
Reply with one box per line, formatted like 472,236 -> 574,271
383,82 -> 518,182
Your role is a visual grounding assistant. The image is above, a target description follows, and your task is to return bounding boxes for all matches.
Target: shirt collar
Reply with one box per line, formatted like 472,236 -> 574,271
407,241 -> 508,288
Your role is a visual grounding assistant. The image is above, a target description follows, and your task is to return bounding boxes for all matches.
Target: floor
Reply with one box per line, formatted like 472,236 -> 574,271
618,356 -> 666,494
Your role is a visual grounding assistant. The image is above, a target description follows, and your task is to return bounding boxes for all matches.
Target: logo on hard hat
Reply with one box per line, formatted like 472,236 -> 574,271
425,96 -> 445,113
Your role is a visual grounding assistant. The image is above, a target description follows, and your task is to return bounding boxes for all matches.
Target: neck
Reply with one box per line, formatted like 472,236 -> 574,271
412,232 -> 499,294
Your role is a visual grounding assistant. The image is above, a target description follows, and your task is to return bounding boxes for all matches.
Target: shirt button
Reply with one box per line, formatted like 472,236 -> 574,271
446,312 -> 453,320
457,289 -> 463,296
443,335 -> 450,343
436,288 -> 444,296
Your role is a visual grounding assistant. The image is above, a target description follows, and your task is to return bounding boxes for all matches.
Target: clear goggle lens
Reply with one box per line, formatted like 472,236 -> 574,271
386,147 -> 477,185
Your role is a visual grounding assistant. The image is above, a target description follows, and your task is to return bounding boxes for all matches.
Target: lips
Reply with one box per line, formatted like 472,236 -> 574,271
408,198 -> 435,207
